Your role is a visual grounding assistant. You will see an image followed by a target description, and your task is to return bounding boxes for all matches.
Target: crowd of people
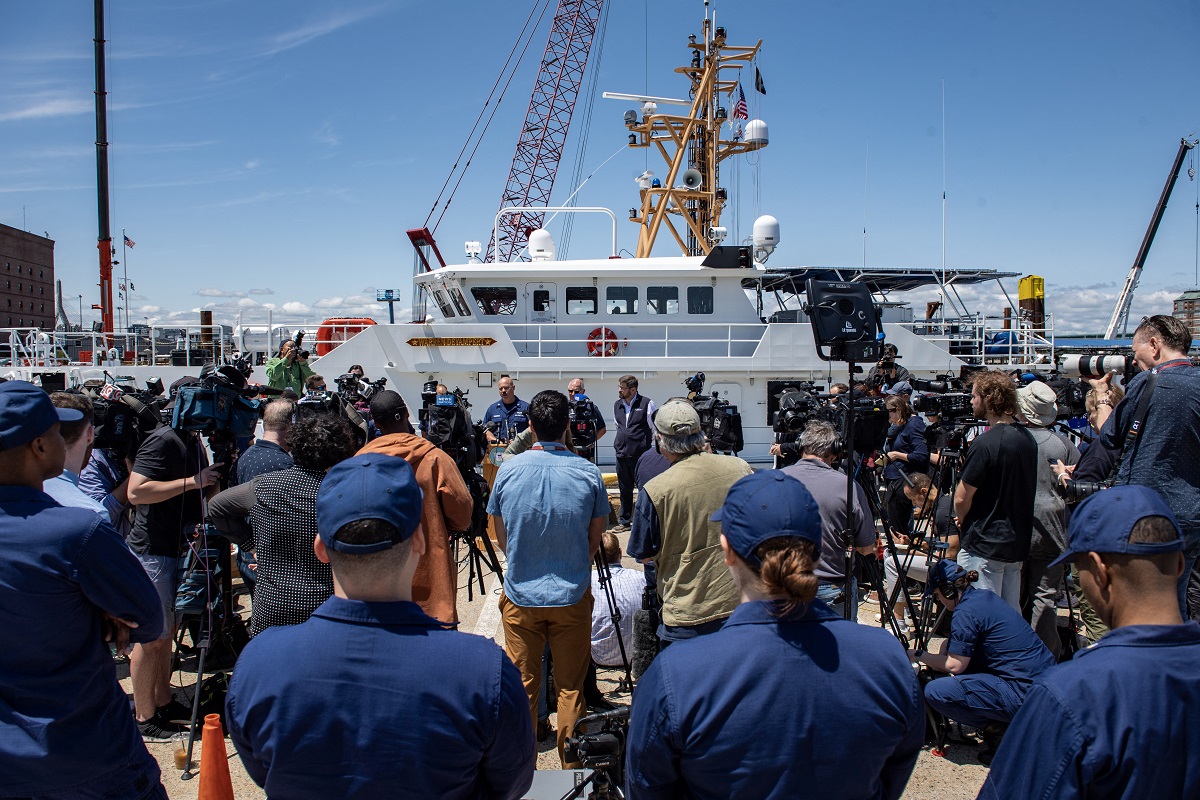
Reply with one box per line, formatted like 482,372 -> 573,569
3,317 -> 1200,799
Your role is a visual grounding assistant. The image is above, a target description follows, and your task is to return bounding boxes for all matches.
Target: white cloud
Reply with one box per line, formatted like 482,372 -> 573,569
248,288 -> 274,295
260,8 -> 382,57
244,159 -> 261,170
196,288 -> 246,298
281,301 -> 311,315
0,96 -> 92,123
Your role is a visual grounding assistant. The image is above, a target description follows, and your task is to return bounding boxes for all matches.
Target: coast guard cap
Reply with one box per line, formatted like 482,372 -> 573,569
654,399 -> 701,436
924,559 -> 969,597
0,380 -> 83,451
711,471 -> 822,567
317,454 -> 424,554
885,381 -> 913,396
1049,485 -> 1184,567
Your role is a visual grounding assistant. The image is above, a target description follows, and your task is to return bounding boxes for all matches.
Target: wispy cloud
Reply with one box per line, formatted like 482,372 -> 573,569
0,97 -> 92,123
258,8 -> 383,57
248,288 -> 274,295
198,187 -> 315,209
196,288 -> 247,298
313,120 -> 340,148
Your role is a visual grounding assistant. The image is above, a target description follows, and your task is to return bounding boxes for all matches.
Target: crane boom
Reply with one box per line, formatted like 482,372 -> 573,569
1105,137 -> 1198,339
487,0 -> 605,263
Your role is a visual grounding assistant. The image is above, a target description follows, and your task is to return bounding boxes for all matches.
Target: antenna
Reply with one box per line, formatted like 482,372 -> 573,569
941,79 -> 947,328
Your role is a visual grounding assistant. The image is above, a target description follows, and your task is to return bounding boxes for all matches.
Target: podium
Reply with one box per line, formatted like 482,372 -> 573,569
482,444 -> 506,543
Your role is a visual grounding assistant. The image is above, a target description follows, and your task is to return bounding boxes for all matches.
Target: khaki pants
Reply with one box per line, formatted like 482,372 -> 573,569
501,589 -> 593,767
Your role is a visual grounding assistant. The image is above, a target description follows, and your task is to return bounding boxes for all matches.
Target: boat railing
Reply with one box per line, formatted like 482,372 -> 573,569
505,321 -> 766,359
0,326 -> 237,368
904,312 -> 1055,368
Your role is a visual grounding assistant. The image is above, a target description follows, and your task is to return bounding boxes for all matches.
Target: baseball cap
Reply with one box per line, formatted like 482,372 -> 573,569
710,471 -> 822,567
0,381 -> 83,451
654,399 -> 701,436
885,381 -> 913,396
369,390 -> 408,423
1049,485 -> 1184,568
924,559 -> 968,598
316,454 -> 424,554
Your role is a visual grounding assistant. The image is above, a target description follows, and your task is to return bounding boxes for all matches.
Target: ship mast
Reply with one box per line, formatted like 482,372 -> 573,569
624,18 -> 765,257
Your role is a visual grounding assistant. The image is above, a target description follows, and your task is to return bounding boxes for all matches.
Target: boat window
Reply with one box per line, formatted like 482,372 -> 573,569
451,289 -> 472,316
566,286 -> 597,315
432,289 -> 457,318
647,286 -> 679,315
607,286 -> 638,315
471,286 -> 518,316
532,289 -> 551,313
687,286 -> 714,315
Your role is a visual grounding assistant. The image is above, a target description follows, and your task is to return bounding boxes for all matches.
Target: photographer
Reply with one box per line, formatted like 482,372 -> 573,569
626,471 -> 923,799
1096,315 -> 1200,617
880,473 -> 960,632
882,394 -> 928,537
359,390 -> 473,625
866,343 -> 911,392
953,370 -> 1038,611
265,338 -> 314,395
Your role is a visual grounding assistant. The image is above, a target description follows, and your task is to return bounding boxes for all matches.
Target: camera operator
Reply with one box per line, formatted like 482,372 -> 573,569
613,375 -> 657,531
866,343 -> 911,392
880,473 -> 960,632
627,400 -> 752,645
770,383 -> 846,467
780,420 -> 878,618
913,559 -> 1055,765
882,394 -> 928,537
626,471 -> 922,800
953,370 -> 1038,611
1015,381 -> 1080,659
358,390 -> 473,625
208,410 -> 358,636
79,445 -> 132,536
483,375 -> 529,444
125,411 -> 222,740
227,454 -> 535,799
265,338 -> 314,395
1095,315 -> 1200,618
980,486 -> 1200,798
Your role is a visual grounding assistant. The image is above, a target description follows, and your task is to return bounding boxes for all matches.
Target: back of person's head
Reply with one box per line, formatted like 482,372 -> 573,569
50,392 -> 93,446
291,412 -> 358,472
528,390 -> 569,442
653,398 -> 705,456
1134,314 -> 1191,355
800,419 -> 840,460
970,370 -> 1018,418
317,454 -> 424,583
906,472 -> 933,495
713,471 -> 823,615
369,390 -> 410,435
262,398 -> 296,434
601,531 -> 622,565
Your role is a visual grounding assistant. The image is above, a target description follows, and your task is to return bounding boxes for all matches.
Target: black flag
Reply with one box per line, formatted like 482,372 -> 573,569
754,66 -> 766,95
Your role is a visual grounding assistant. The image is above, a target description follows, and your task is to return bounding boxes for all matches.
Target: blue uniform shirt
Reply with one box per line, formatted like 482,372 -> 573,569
980,622 -> 1200,799
948,587 -> 1056,683
234,438 -> 293,485
0,485 -> 164,796
626,599 -> 924,800
226,596 -> 535,800
483,398 -> 530,441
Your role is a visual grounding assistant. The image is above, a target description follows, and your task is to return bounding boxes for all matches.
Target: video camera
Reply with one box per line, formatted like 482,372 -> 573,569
563,706 -> 629,791
334,372 -> 387,406
910,391 -> 973,420
1015,370 -> 1089,420
683,373 -> 744,453
773,382 -> 826,434
84,378 -> 167,459
569,393 -> 600,454
420,381 -> 486,475
171,365 -> 263,440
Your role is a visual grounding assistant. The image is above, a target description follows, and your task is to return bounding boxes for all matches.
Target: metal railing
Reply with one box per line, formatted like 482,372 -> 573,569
504,321 -> 767,359
905,312 -> 1056,368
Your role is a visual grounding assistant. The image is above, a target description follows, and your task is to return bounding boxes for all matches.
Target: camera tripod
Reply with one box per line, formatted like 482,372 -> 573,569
558,763 -> 623,800
454,527 -> 504,601
593,552 -> 633,692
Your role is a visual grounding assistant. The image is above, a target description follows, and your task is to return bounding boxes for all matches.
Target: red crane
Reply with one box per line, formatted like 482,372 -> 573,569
487,0 -> 606,263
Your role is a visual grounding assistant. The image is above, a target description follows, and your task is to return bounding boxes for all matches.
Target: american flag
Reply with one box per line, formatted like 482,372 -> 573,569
732,84 -> 749,121
123,234 -> 135,248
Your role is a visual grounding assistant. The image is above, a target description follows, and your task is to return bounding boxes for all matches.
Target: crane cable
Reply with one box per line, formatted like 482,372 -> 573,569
424,0 -> 555,232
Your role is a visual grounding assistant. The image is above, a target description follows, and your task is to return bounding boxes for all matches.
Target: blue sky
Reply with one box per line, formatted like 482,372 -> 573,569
2,0 -> 1198,334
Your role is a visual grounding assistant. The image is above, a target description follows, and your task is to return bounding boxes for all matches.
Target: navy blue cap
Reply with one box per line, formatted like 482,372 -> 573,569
0,381 -> 83,451
1049,485 -> 1183,567
711,471 -> 822,567
316,454 -> 424,554
924,559 -> 968,597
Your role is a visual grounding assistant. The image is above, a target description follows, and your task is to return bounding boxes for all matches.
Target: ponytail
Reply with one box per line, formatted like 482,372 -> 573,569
754,537 -> 819,616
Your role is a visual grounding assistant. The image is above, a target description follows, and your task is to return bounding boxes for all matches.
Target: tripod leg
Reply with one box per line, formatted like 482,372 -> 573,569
180,616 -> 209,780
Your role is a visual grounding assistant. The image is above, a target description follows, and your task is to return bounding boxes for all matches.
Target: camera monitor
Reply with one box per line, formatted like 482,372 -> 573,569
803,279 -> 882,363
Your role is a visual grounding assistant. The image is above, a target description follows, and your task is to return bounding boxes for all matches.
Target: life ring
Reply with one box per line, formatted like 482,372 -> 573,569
587,327 -> 620,357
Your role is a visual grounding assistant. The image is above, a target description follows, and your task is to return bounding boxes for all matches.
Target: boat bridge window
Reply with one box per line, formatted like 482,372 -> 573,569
471,286 -> 518,316
647,286 -> 679,315
432,288 -> 457,318
607,286 -> 638,315
532,289 -> 551,312
451,289 -> 471,316
566,286 -> 597,315
687,286 -> 714,315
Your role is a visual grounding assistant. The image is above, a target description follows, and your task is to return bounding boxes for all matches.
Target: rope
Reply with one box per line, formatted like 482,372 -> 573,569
426,0 -> 554,232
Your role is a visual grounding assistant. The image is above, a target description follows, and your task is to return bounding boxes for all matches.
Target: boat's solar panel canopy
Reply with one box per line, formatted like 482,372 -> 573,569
750,266 -> 1021,295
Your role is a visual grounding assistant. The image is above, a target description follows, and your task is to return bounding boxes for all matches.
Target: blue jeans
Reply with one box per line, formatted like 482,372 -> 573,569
924,673 -> 1026,729
957,550 -> 1021,612
817,577 -> 859,619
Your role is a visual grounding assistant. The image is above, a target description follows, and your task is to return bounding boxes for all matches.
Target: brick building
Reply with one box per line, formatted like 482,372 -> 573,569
1173,289 -> 1200,343
0,223 -> 55,329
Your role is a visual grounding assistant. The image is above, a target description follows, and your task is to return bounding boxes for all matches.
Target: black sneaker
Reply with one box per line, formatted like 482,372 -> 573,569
158,699 -> 193,725
138,713 -> 182,742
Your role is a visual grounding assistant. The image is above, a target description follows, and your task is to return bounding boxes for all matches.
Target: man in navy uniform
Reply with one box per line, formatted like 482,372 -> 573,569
483,375 -> 529,443
0,381 -> 167,798
979,485 -> 1200,798
612,374 -> 656,531
227,454 -> 534,799
626,471 -> 923,799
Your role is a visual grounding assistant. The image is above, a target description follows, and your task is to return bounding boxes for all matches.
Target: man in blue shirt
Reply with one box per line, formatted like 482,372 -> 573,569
488,389 -> 609,766
227,453 -> 534,799
912,558 -> 1055,764
482,375 -> 530,443
42,392 -> 107,516
0,381 -> 166,799
979,485 -> 1200,799
626,471 -> 923,800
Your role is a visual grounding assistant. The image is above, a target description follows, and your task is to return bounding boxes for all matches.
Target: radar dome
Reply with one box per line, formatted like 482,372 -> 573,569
745,119 -> 769,146
528,229 -> 556,261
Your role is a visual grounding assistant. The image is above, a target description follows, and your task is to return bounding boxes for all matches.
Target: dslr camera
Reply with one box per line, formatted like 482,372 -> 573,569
289,330 -> 310,360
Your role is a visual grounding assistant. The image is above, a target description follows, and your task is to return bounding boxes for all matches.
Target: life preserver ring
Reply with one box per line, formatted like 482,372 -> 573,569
587,327 -> 620,357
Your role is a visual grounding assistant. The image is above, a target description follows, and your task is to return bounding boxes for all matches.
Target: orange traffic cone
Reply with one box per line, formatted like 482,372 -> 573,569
197,713 -> 235,800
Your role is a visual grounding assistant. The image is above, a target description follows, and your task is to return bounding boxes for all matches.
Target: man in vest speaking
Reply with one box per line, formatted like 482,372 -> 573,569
613,375 -> 657,531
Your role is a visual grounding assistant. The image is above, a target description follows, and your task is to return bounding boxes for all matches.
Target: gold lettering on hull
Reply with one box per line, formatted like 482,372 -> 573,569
406,337 -> 497,347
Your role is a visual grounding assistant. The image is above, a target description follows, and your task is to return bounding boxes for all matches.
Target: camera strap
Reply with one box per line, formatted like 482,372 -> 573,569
1113,367 -> 1165,483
